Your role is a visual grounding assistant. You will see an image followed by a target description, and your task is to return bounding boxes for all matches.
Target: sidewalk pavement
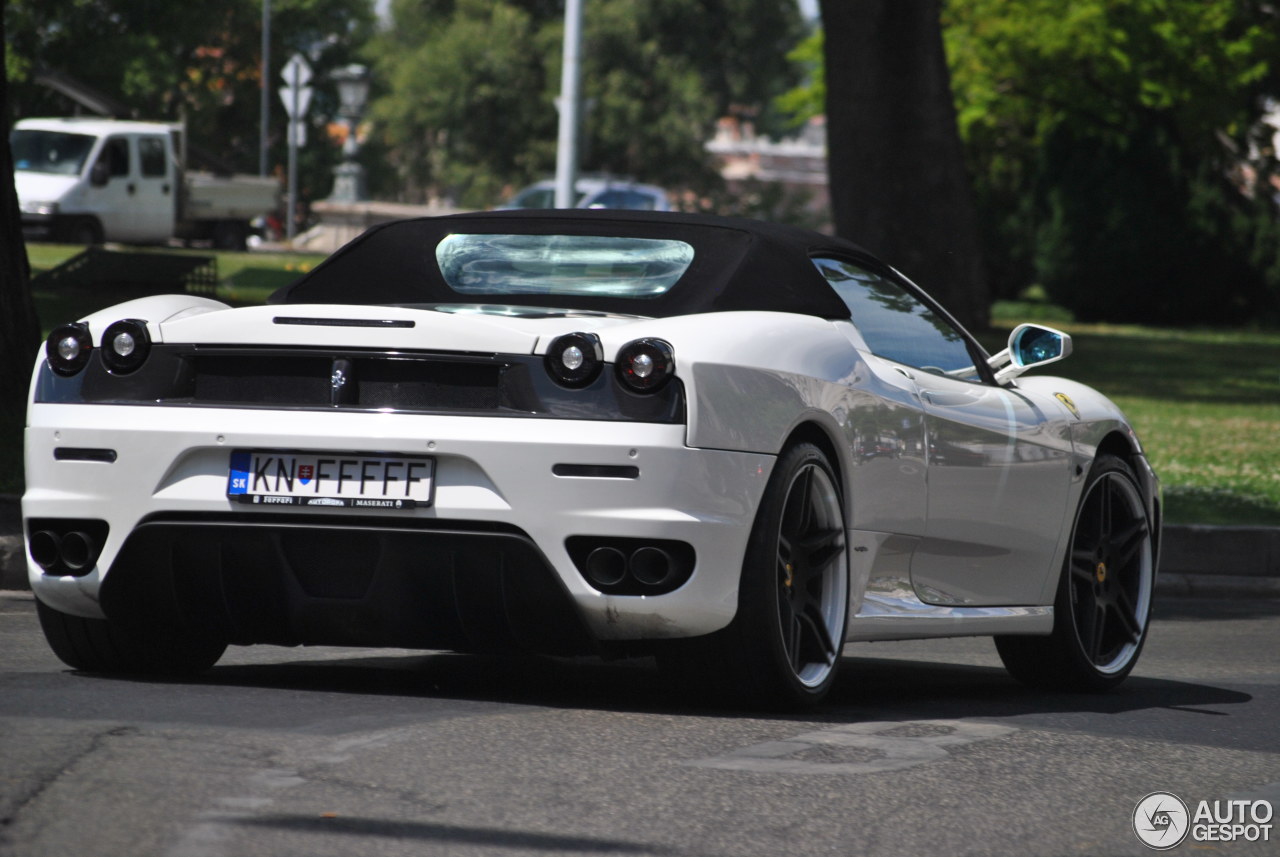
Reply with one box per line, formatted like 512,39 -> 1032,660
2,494 -> 1278,599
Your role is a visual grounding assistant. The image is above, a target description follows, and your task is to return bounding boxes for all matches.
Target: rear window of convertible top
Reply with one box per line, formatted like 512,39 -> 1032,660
435,233 -> 695,299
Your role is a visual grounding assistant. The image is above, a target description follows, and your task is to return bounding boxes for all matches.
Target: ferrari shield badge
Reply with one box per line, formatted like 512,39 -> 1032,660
1055,392 -> 1081,419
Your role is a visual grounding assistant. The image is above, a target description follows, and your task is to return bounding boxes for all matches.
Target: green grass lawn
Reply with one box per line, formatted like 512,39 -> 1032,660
985,323 -> 1280,526
26,243 -> 327,329
6,250 -> 1279,526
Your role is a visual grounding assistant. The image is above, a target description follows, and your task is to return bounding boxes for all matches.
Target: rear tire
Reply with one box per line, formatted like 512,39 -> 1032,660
995,454 -> 1154,691
212,220 -> 248,251
37,598 -> 226,675
658,443 -> 848,708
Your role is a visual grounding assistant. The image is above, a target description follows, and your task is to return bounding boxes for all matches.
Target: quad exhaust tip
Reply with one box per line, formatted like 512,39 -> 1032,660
629,546 -> 675,587
586,547 -> 629,587
27,519 -> 108,577
59,531 -> 97,572
570,537 -> 694,595
29,530 -> 61,571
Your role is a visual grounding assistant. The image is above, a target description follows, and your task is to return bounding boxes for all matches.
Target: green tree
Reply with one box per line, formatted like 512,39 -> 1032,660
944,0 -> 1280,323
773,26 -> 823,130
579,1 -> 719,190
368,0 -> 803,208
785,1 -> 1280,325
370,0 -> 557,207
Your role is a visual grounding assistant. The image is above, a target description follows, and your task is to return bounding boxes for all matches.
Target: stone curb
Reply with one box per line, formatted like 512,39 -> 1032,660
1159,524 -> 1280,579
1,494 -> 1277,599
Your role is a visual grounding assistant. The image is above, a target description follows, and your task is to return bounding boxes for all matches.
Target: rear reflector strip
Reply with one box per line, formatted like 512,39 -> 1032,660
552,464 -> 640,479
54,448 -> 118,463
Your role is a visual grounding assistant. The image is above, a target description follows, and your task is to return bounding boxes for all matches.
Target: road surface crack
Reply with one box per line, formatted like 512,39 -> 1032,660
0,725 -> 137,843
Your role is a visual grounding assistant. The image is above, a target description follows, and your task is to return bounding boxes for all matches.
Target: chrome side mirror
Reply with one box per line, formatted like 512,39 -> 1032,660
988,323 -> 1073,384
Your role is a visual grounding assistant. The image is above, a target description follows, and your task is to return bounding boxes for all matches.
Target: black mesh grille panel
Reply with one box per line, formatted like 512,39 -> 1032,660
188,354 -> 502,411
192,355 -> 332,405
355,358 -> 502,410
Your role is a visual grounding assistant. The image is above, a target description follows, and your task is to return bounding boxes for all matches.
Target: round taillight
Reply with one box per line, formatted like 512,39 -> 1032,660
545,332 -> 603,388
45,323 -> 93,376
615,338 -> 674,392
100,319 -> 151,374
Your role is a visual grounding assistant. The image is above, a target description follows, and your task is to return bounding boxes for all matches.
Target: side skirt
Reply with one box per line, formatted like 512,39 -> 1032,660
846,581 -> 1053,642
843,531 -> 1053,643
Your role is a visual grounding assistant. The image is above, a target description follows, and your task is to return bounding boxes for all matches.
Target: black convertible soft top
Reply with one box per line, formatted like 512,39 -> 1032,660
271,209 -> 866,319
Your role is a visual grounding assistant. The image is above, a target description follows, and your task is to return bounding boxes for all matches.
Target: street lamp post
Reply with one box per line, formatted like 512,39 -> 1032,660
554,0 -> 583,209
260,0 -> 271,177
328,63 -> 371,203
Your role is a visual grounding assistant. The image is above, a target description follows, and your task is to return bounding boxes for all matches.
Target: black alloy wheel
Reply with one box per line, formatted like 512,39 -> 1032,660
658,442 -> 849,708
771,447 -> 849,690
996,453 -> 1155,691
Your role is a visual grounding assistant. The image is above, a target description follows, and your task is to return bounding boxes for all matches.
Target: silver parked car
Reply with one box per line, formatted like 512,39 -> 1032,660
502,177 -> 671,211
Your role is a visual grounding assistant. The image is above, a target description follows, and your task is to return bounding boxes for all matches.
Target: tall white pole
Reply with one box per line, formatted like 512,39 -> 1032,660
260,0 -> 271,177
287,83 -> 298,242
554,0 -> 583,209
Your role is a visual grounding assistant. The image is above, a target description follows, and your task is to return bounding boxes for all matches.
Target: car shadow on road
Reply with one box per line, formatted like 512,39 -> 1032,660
823,655 -> 1273,754
148,644 -> 1253,729
112,596 -> 1265,720
828,655 -> 1251,718
230,814 -> 676,855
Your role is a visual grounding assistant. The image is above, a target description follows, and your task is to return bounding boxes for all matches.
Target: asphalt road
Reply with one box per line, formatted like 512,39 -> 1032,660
2,593 -> 1277,857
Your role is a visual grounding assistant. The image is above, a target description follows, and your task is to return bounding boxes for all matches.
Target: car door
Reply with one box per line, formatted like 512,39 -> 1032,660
813,257 -> 1073,607
910,366 -> 1074,606
83,135 -> 144,241
133,134 -> 176,240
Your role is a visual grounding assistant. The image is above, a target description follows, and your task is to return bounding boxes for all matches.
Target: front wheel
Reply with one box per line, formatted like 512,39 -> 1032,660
60,217 -> 103,246
995,454 -> 1155,691
659,443 -> 849,708
37,598 -> 227,675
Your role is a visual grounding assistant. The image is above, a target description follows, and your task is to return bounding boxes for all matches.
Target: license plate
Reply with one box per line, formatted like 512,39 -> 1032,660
227,450 -> 434,509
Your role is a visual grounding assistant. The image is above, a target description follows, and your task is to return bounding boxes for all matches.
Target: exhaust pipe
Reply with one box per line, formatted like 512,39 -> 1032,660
629,546 -> 675,588
29,530 -> 61,571
60,531 -> 97,573
585,546 -> 628,588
